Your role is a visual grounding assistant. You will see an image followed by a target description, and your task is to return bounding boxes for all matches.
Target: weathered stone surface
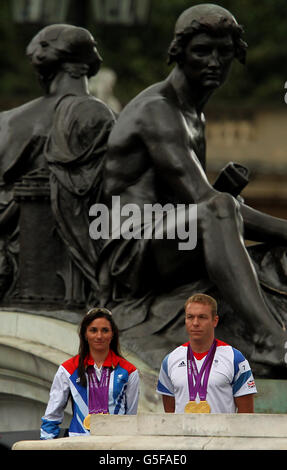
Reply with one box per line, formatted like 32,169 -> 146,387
12,413 -> 287,450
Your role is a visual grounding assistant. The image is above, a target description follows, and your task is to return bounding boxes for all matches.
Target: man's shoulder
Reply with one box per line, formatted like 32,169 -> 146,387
170,342 -> 189,353
215,340 -> 248,367
164,343 -> 188,362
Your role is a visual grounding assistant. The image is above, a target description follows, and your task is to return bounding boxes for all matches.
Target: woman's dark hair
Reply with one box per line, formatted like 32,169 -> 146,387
77,307 -> 121,387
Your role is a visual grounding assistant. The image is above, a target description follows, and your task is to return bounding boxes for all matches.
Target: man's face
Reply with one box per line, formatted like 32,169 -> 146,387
182,32 -> 235,91
185,302 -> 219,344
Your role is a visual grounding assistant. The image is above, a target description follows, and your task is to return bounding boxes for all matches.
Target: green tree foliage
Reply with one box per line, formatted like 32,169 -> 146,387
0,0 -> 287,110
0,1 -> 42,108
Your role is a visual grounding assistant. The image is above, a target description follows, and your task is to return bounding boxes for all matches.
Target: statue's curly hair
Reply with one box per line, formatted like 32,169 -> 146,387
168,14 -> 247,66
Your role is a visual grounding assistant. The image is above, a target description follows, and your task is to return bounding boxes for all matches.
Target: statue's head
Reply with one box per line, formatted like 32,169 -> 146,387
26,24 -> 102,86
168,4 -> 247,66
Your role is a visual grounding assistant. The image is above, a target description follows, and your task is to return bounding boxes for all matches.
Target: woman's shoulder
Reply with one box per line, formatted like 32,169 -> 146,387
117,356 -> 137,375
61,354 -> 80,375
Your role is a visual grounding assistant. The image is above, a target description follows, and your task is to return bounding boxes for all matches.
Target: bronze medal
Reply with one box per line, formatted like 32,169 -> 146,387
184,400 -> 211,413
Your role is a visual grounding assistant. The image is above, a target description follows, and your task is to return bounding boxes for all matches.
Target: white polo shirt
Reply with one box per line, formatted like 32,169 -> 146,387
157,339 -> 257,413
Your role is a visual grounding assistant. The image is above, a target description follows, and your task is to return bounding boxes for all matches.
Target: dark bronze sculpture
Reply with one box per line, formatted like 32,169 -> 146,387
97,4 -> 287,376
1,7 -> 287,378
0,24 -> 115,306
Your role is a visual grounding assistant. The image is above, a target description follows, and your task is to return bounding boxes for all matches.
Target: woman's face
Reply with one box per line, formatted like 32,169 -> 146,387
85,317 -> 113,354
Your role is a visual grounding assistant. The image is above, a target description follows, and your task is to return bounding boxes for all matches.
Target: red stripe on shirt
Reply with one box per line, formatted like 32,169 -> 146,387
62,350 -> 136,375
182,338 -> 229,359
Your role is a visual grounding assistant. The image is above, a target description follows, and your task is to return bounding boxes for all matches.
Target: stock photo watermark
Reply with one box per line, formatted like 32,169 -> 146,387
89,196 -> 197,251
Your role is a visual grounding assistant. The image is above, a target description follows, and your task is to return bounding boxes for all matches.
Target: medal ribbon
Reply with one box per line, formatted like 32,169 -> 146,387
87,365 -> 111,414
187,339 -> 216,401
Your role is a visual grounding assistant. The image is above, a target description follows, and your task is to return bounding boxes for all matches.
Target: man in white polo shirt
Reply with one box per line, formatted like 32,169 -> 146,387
157,293 -> 257,414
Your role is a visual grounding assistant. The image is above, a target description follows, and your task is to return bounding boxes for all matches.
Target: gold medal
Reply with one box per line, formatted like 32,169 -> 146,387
83,414 -> 91,430
184,400 -> 211,413
83,412 -> 109,430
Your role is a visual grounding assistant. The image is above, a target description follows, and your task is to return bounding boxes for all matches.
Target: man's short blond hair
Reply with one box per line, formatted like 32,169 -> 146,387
185,293 -> 218,318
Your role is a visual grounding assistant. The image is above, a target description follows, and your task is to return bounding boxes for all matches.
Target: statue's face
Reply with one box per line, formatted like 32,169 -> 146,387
182,32 -> 234,91
28,33 -> 60,73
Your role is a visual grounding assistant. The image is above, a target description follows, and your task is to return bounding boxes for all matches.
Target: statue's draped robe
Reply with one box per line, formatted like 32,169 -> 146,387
0,94 -> 115,301
45,94 -> 115,299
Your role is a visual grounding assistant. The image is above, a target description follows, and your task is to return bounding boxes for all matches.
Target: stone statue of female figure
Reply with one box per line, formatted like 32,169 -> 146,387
0,24 -> 115,304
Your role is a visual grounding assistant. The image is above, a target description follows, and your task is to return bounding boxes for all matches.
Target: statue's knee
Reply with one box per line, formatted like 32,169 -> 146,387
206,193 -> 239,219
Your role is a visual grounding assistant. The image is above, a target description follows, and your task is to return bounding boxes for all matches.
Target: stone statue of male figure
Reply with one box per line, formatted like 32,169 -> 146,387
99,4 -> 287,368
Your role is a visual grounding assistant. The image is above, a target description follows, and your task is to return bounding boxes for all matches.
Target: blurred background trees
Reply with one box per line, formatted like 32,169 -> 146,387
1,0 -> 287,111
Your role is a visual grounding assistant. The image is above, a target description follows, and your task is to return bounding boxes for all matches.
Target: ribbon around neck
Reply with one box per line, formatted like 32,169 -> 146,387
87,365 -> 111,414
187,340 -> 217,401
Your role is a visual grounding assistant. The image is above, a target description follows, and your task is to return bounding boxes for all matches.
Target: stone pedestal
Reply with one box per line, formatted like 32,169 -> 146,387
12,171 -> 85,308
12,413 -> 287,450
13,172 -> 66,305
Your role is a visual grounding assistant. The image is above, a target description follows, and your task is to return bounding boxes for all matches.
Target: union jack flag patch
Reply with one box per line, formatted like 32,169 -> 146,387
247,379 -> 255,389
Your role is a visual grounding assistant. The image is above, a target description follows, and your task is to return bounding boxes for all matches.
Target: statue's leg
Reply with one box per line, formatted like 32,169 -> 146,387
199,193 -> 286,363
199,193 -> 273,329
151,193 -> 286,364
240,203 -> 287,243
